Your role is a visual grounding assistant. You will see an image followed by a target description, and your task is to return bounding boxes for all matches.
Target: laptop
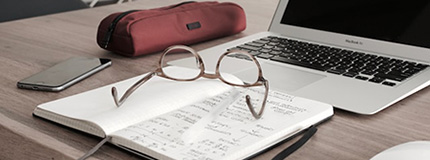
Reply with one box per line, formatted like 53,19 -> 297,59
169,0 -> 430,115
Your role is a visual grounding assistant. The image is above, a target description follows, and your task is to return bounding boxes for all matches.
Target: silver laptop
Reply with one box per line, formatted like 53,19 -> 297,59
170,0 -> 430,115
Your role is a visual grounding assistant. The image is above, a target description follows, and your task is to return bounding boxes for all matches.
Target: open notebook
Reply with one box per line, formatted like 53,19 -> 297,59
33,66 -> 333,159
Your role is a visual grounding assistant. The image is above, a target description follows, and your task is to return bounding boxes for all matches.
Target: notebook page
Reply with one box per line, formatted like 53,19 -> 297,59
35,66 -> 237,136
110,88 -> 333,160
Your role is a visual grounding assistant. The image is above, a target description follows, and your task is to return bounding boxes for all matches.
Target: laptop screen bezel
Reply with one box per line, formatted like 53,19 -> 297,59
269,0 -> 430,63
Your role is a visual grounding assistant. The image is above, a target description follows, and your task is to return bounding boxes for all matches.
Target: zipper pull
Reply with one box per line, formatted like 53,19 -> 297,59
102,10 -> 140,49
102,23 -> 115,48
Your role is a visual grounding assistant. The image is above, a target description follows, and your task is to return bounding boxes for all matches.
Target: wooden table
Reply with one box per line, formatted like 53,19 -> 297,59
1,0 -> 429,159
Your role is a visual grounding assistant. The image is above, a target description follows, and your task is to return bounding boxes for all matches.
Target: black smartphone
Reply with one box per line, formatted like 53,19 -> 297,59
17,57 -> 112,92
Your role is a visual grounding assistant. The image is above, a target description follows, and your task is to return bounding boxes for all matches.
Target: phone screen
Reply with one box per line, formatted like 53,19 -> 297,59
17,57 -> 111,91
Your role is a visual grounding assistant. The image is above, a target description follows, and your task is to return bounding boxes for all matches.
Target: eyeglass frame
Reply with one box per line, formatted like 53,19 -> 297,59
111,45 -> 269,119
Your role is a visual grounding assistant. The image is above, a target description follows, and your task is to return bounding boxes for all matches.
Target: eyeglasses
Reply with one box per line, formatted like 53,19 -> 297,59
111,45 -> 269,119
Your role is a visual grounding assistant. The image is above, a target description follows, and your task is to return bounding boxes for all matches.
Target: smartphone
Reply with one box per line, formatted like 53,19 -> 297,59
17,57 -> 112,92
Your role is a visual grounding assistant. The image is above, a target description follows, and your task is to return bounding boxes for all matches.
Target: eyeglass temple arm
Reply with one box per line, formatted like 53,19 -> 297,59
245,79 -> 269,119
112,72 -> 156,107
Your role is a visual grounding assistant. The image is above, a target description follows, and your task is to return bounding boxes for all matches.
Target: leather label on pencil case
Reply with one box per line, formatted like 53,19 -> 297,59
186,21 -> 201,30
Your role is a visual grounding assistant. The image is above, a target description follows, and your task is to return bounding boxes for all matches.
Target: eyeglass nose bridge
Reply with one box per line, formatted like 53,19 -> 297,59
201,72 -> 219,79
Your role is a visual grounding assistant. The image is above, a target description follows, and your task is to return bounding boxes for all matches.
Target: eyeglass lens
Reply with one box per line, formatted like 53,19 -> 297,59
218,51 -> 260,85
160,47 -> 202,80
161,47 -> 266,118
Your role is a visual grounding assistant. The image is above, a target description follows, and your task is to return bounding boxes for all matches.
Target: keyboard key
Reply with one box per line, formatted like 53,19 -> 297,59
382,81 -> 396,86
263,45 -> 274,49
238,45 -> 260,51
343,72 -> 358,77
369,77 -> 385,83
254,40 -> 269,44
374,72 -> 407,82
355,76 -> 369,80
269,51 -> 282,55
361,69 -> 377,75
249,51 -> 262,56
246,42 -> 264,47
260,48 -> 271,53
257,53 -> 273,59
327,69 -> 346,74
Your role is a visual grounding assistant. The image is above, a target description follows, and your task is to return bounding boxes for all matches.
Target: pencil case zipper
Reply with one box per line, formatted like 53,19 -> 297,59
101,10 -> 139,48
101,1 -> 196,49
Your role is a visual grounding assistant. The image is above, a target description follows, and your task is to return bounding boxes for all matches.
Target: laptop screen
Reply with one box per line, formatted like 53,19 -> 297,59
281,0 -> 430,49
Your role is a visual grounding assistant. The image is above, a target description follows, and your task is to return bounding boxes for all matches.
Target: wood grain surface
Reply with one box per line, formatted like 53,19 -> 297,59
0,0 -> 429,159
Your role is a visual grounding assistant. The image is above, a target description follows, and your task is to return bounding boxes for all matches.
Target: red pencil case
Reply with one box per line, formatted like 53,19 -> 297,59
96,1 -> 246,57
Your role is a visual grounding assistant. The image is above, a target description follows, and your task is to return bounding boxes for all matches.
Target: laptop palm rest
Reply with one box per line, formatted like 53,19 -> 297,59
258,63 -> 325,92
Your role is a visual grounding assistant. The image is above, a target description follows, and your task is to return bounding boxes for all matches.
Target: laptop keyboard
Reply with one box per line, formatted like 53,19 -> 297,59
229,36 -> 429,87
